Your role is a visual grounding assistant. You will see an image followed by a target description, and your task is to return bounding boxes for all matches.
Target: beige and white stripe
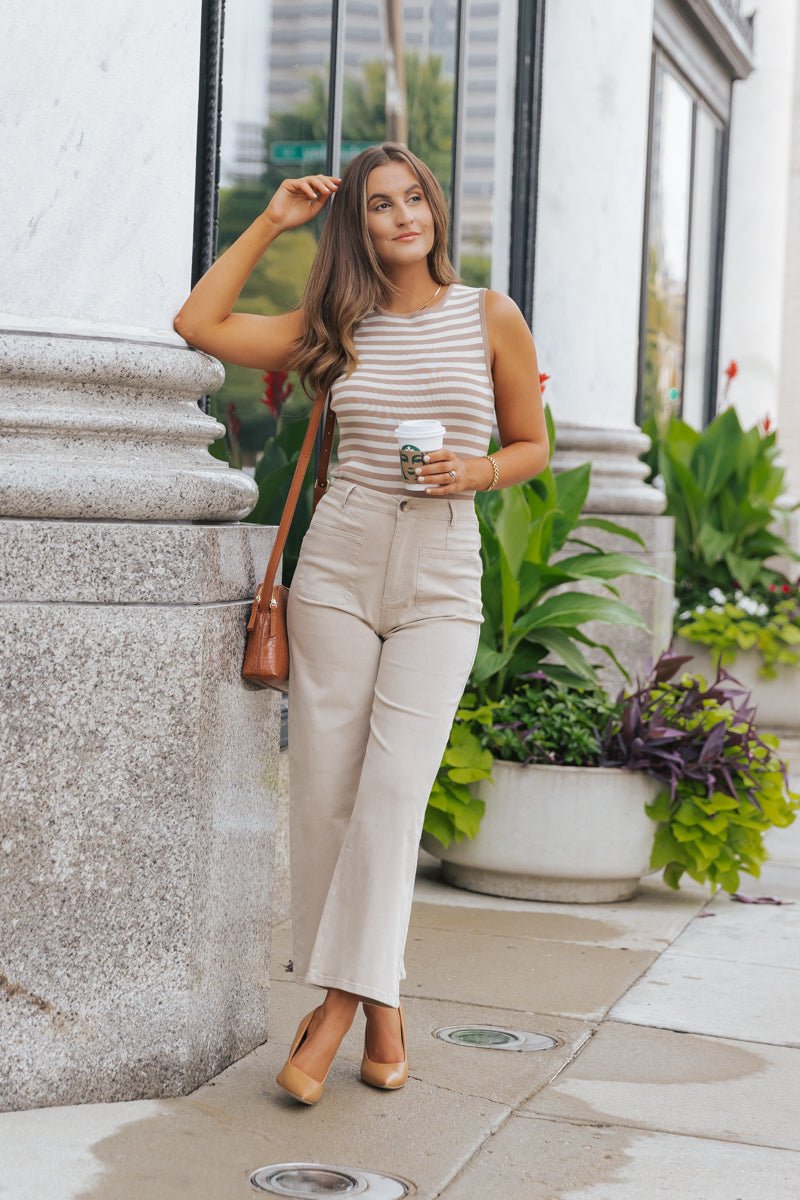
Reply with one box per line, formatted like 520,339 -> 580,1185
328,283 -> 496,496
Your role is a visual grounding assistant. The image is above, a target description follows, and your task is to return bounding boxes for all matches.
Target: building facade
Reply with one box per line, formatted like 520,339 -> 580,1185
2,0 -> 798,1110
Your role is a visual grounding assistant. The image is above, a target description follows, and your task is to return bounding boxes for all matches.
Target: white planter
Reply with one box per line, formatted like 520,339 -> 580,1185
672,636 -> 800,735
421,760 -> 661,903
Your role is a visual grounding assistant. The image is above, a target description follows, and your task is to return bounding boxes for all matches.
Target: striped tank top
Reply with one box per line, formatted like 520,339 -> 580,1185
328,282 -> 495,497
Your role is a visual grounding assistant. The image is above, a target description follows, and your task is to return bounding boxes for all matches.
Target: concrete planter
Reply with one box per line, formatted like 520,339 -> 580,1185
421,760 -> 661,903
672,636 -> 800,735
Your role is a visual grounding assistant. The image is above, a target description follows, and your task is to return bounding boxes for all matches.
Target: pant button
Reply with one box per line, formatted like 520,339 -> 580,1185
399,500 -> 408,510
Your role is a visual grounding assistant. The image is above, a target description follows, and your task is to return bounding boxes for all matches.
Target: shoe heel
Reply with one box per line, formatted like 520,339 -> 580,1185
276,1007 -> 328,1104
360,1004 -> 408,1090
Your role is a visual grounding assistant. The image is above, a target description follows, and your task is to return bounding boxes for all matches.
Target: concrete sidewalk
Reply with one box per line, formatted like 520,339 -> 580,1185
3,819 -> 799,1199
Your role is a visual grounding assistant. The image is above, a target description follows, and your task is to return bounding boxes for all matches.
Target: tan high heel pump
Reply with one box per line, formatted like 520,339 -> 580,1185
275,1007 -> 331,1104
360,1003 -> 408,1089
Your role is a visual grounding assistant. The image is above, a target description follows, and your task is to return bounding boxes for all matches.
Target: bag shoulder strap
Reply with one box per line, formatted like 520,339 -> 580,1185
253,390 -> 337,615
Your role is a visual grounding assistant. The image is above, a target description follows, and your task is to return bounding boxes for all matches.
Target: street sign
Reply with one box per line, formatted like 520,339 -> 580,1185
269,140 -> 376,166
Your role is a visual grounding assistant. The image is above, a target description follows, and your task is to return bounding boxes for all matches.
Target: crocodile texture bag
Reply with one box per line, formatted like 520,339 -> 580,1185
242,391 -> 336,690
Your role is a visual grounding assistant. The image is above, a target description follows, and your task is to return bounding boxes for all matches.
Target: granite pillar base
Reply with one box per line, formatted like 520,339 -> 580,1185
551,422 -> 666,515
0,331 -> 258,521
0,518 -> 280,1111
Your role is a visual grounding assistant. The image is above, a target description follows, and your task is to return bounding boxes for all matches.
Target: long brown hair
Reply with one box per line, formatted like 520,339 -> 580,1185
287,142 -> 459,398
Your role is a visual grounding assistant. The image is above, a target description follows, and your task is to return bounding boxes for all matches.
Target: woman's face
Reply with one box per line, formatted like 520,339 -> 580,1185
364,161 -> 435,268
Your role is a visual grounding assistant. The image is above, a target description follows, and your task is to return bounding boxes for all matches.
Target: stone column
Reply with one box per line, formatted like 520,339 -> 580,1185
532,0 -> 673,692
0,3 -> 279,1110
722,0 -> 798,434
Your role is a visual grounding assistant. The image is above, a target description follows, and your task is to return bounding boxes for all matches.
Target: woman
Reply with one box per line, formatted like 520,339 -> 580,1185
173,143 -> 548,1105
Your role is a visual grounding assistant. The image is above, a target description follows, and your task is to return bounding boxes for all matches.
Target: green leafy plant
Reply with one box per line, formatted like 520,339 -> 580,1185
676,582 -> 800,679
477,677 -> 619,767
424,408 -> 671,847
641,406 -> 799,601
472,407 -> 669,702
424,700 -> 494,847
601,651 -> 800,893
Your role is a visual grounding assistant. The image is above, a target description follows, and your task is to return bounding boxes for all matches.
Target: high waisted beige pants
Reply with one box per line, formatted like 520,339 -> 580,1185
286,476 -> 484,1007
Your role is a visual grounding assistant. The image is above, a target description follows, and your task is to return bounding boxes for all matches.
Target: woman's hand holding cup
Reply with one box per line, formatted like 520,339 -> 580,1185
413,447 -> 473,495
261,173 -> 341,233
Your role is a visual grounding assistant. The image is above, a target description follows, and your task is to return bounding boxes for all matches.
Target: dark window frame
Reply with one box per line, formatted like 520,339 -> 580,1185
508,0 -> 546,326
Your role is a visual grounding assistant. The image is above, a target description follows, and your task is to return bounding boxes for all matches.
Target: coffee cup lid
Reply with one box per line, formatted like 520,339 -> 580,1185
394,419 -> 446,437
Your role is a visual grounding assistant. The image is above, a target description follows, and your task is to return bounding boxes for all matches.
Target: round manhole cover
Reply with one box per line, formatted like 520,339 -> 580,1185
250,1163 -> 414,1198
434,1025 -> 560,1051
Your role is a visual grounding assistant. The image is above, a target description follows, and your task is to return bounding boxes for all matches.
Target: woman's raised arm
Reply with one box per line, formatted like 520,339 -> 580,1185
172,173 -> 340,370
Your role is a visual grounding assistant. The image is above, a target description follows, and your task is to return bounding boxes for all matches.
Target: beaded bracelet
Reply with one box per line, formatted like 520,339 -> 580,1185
483,454 -> 500,490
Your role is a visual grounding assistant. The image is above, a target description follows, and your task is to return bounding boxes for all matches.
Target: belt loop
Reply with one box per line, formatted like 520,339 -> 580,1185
448,499 -> 457,526
342,482 -> 358,508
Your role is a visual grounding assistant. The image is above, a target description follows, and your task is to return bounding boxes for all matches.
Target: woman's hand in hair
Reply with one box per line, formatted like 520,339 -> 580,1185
262,174 -> 342,233
172,180 -> 340,367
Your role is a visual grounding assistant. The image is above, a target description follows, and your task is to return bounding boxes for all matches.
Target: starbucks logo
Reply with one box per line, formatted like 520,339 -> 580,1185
399,443 -> 425,482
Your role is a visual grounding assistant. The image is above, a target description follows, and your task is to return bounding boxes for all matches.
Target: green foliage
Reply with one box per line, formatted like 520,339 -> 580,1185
676,590 -> 800,679
425,408 -> 672,847
471,408 -> 668,701
640,676 -> 799,893
459,255 -> 491,288
423,699 -> 494,848
477,679 -> 620,767
641,407 -> 799,598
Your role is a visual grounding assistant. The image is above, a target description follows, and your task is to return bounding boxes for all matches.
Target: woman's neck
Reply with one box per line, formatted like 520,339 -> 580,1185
381,266 -> 441,314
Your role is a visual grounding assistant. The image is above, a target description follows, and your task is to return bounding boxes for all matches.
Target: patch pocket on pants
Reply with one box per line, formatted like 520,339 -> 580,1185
293,521 -> 364,604
414,546 -> 484,619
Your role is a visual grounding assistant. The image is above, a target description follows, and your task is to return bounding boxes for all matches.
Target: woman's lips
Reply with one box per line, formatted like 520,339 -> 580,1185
393,232 -> 420,241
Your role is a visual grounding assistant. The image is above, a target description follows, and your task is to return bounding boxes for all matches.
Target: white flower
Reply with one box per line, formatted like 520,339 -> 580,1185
694,604 -> 707,615
708,587 -> 727,604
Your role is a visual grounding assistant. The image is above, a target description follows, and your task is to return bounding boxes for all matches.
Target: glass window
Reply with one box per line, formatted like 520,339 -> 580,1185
457,0 -> 517,289
638,48 -> 728,428
640,57 -> 694,425
682,106 -> 724,427
339,0 -> 457,200
216,0 -> 335,468
214,0 -> 487,468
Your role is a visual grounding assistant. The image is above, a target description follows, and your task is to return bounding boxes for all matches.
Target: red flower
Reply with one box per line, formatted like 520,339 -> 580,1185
769,583 -> 777,592
761,413 -> 774,434
782,584 -> 791,594
262,369 -> 293,417
539,372 -> 550,393
725,360 -> 738,382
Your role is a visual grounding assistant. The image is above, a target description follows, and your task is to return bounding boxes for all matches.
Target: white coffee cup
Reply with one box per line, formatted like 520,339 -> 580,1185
394,419 -> 446,491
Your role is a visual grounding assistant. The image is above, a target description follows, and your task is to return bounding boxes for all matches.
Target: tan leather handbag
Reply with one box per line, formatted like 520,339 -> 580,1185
241,390 -> 337,690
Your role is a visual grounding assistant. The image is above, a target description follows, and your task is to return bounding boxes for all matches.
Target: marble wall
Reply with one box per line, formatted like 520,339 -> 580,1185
4,1 -> 200,342
1,2 -> 279,1110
